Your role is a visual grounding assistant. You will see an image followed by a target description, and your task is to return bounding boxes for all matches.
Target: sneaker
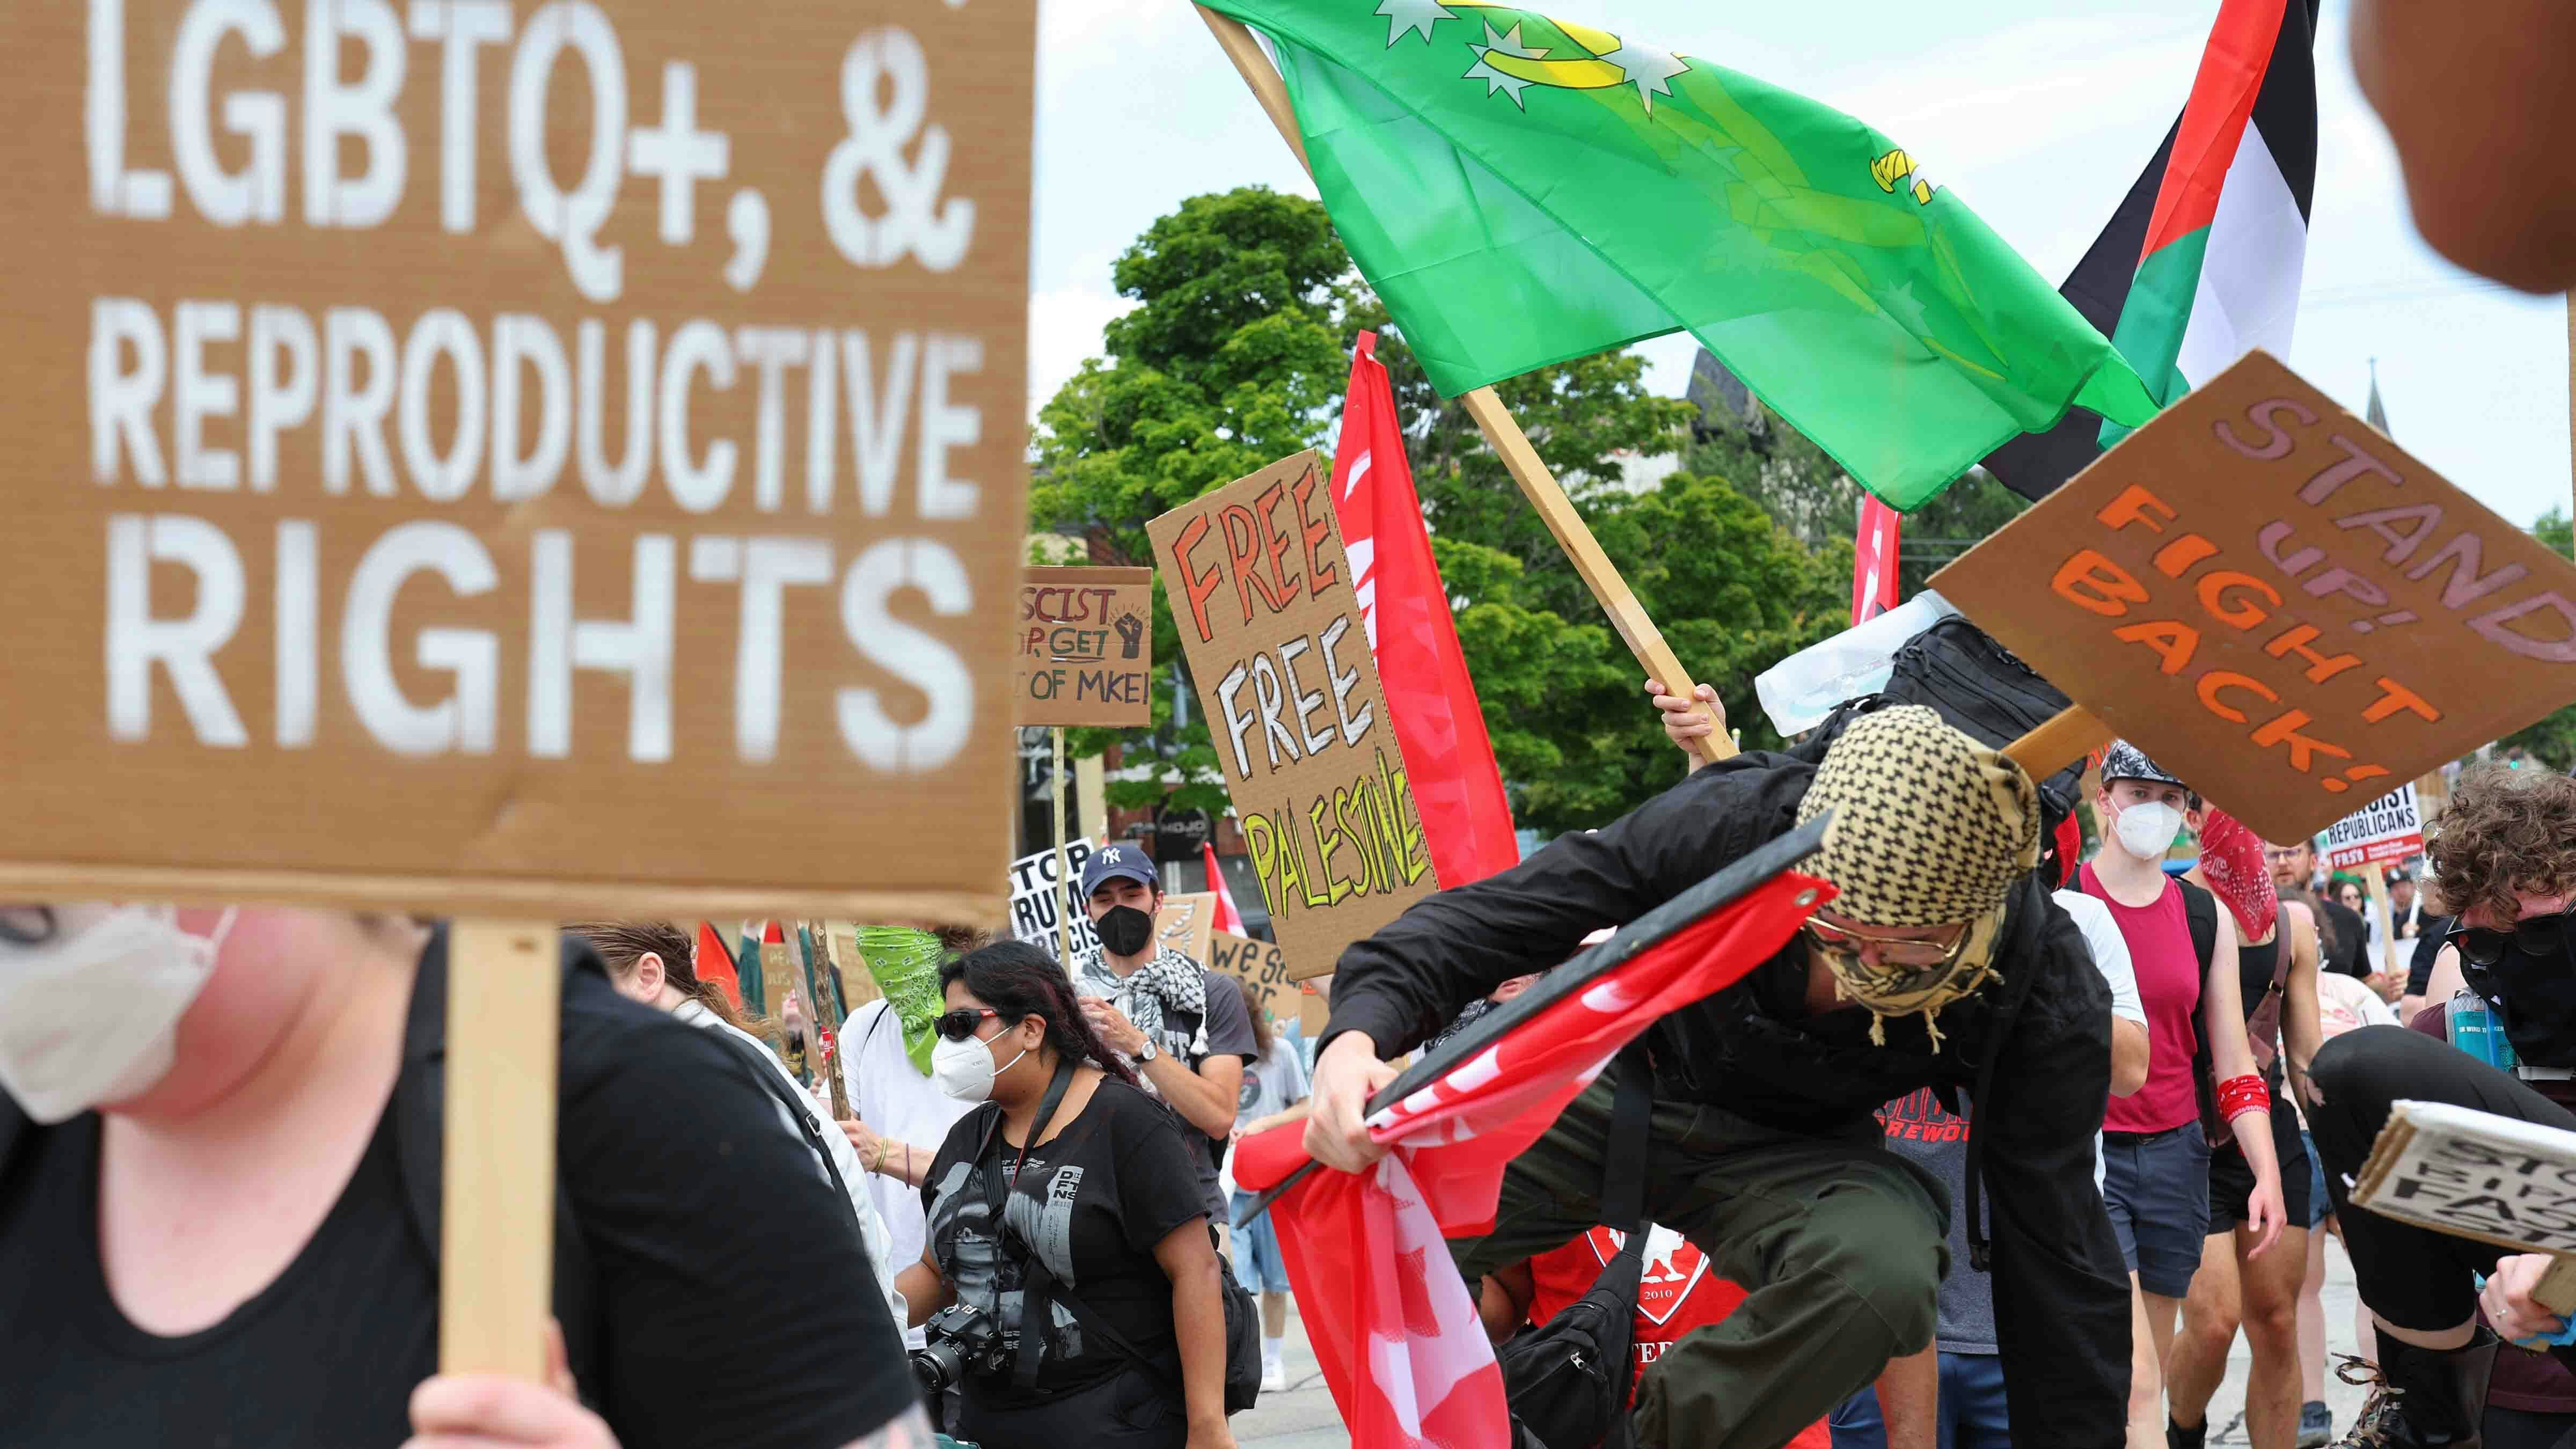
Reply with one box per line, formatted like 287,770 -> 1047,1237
2299,1399 -> 2333,1448
1261,1362 -> 1287,1394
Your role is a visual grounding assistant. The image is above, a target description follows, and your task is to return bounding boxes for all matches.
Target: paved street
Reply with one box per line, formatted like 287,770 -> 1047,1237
1237,1231 -> 2379,1447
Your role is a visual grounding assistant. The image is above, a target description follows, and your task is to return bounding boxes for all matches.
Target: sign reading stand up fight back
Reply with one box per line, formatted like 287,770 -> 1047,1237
1934,352 -> 2576,846
1147,452 -> 1436,981
6,1 -> 1034,921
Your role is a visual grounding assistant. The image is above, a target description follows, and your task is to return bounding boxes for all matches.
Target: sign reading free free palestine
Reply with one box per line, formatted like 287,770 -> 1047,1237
1147,452 -> 1435,982
7,0 -> 1036,921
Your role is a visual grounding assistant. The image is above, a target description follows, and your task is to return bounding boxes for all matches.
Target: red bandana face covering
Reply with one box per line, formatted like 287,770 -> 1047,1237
2197,807 -> 2278,942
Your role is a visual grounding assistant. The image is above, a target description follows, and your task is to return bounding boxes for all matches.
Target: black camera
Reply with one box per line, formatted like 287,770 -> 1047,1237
910,1302 -> 1010,1394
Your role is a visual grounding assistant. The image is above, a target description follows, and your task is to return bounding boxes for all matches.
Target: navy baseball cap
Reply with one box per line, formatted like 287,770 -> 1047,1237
1079,844 -> 1159,897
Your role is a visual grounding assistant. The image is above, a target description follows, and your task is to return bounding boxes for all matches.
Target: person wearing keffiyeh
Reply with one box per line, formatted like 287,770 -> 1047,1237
1071,845 -> 1259,1219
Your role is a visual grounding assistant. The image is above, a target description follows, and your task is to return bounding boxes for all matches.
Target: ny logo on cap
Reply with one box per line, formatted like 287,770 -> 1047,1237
1100,847 -> 1125,867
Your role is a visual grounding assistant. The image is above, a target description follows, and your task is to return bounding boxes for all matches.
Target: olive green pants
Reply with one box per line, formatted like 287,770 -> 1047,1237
1453,1068 -> 1950,1449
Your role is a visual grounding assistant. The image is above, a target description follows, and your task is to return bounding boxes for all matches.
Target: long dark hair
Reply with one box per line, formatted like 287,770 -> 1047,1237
1233,973 -> 1274,1059
940,940 -> 1140,1088
574,920 -> 765,1035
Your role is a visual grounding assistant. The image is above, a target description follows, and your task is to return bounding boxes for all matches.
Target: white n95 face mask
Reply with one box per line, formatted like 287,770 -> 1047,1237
2112,801 -> 2185,862
931,1029 -> 1029,1104
0,905 -> 236,1123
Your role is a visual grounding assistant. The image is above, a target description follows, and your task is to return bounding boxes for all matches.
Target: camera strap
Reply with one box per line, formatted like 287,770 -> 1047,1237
979,1059 -> 1078,1393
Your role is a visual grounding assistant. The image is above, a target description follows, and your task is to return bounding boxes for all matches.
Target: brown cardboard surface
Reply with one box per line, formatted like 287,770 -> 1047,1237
1016,566 -> 1152,726
1932,352 -> 2576,845
1298,976 -> 1330,1038
1146,453 -> 1438,981
1207,931 -> 1297,1027
4,3 -> 1033,922
1153,892 -> 1219,965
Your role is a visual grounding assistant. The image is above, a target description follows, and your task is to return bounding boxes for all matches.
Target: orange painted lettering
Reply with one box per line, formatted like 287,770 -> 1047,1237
2053,549 -> 2149,617
2251,710 -> 2354,773
2097,485 -> 2176,535
2263,624 -> 2363,684
2361,676 -> 2443,725
2196,570 -> 2281,630
2113,619 -> 2199,674
2197,671 -> 2280,724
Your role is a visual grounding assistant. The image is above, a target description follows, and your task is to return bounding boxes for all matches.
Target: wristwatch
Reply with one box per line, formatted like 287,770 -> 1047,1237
1136,1037 -> 1160,1064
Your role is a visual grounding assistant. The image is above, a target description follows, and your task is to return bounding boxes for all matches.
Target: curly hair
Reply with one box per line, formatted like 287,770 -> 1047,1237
2427,766 -> 2576,924
940,939 -> 1140,1088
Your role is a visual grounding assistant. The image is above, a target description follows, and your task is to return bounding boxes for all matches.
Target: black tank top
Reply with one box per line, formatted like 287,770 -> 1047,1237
2238,929 -> 2284,1047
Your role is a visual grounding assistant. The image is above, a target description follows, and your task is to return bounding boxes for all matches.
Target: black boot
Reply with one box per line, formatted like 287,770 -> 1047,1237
2332,1331 -> 2500,1447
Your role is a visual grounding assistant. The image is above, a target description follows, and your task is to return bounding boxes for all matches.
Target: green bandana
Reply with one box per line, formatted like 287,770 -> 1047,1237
855,926 -> 946,1075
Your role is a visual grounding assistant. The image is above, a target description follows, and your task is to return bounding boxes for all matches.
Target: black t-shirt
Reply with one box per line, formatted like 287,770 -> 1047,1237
0,940 -> 917,1449
2410,915 -> 2453,998
2319,897 -> 2372,979
4,1098 -> 434,1447
920,1077 -> 1209,1409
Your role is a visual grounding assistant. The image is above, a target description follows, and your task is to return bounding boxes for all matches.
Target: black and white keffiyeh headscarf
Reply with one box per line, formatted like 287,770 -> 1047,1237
1075,944 -> 1209,1066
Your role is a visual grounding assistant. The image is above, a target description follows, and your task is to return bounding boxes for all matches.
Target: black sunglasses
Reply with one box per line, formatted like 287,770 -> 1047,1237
2447,911 -> 2576,969
935,1008 -> 1000,1042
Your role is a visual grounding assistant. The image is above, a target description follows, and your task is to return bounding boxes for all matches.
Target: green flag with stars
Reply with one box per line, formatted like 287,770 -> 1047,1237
1205,0 -> 2158,508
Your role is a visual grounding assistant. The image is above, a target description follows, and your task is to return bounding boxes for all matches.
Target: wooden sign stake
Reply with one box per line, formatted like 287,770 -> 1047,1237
802,923 -> 853,1122
2362,869 -> 2399,985
1195,4 -> 1730,761
2003,705 -> 2115,782
441,919 -> 559,1382
1053,726 -> 1076,973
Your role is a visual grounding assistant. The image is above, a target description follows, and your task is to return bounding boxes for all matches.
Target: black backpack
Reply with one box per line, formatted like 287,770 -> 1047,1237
1797,616 -> 2086,836
1496,1045 -> 1655,1449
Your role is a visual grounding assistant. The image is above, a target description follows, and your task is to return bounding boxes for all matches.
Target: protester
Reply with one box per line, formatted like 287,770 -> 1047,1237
1831,875 -> 2148,1449
2388,869 -> 2428,944
2293,944 -> 2401,1447
1312,700 -> 2134,1448
1073,846 -> 1260,1220
2164,815 -> 2326,1449
2079,747 -> 2283,1449
832,925 -> 985,1352
895,940 -> 1234,1449
579,920 -> 905,1328
2271,838 -> 2375,987
0,908 -> 925,1448
2306,766 -> 2576,1447
1226,975 -> 1309,1395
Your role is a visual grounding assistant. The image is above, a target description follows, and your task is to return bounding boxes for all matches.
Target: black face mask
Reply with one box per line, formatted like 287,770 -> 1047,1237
1095,904 -> 1155,958
2464,934 -> 2576,1069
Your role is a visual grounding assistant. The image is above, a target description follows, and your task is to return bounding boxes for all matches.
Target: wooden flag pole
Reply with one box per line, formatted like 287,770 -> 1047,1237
1053,727 -> 1075,972
1195,5 -> 1732,760
441,919 -> 559,1382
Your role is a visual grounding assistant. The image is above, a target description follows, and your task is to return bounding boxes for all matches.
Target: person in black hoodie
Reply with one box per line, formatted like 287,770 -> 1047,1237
1304,704 -> 2128,1449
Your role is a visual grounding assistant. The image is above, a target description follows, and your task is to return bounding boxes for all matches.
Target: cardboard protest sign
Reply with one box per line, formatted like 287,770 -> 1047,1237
1016,566 -> 1152,726
0,1 -> 1033,923
1146,452 -> 1437,979
1209,931 -> 1298,1026
2353,1101 -> 2576,1260
1155,892 -> 1220,964
2324,785 -> 2425,873
1933,352 -> 2576,845
1007,839 -> 1100,955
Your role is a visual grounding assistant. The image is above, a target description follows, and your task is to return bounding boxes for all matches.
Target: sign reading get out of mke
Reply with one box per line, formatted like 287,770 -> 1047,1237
1,1 -> 1033,920
1934,352 -> 2576,846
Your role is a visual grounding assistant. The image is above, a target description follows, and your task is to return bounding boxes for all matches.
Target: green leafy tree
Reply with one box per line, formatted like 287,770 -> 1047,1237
1031,188 -> 1855,833
2499,509 -> 2576,769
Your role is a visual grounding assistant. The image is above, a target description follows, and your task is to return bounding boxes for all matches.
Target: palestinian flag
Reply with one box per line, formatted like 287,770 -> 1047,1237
1201,0 -> 2156,510
1984,0 -> 2317,501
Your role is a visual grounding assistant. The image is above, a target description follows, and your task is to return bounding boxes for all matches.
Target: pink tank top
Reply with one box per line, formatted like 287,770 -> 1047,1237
2082,863 -> 2205,1134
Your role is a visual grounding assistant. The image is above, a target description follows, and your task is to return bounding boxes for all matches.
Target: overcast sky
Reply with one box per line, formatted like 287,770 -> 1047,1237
1027,0 -> 2572,529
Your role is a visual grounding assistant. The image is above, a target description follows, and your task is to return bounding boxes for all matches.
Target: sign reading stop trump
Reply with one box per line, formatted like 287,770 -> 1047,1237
0,1 -> 1033,922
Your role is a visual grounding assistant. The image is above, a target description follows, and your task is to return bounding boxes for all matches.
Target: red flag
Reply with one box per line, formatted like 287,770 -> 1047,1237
1234,867 -> 1830,1447
693,921 -> 744,1010
1851,495 -> 1901,624
1330,333 -> 1519,887
1203,840 -> 1248,937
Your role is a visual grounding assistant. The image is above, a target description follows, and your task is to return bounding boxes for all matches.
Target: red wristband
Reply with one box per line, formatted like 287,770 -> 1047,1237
2216,1072 -> 2270,1122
